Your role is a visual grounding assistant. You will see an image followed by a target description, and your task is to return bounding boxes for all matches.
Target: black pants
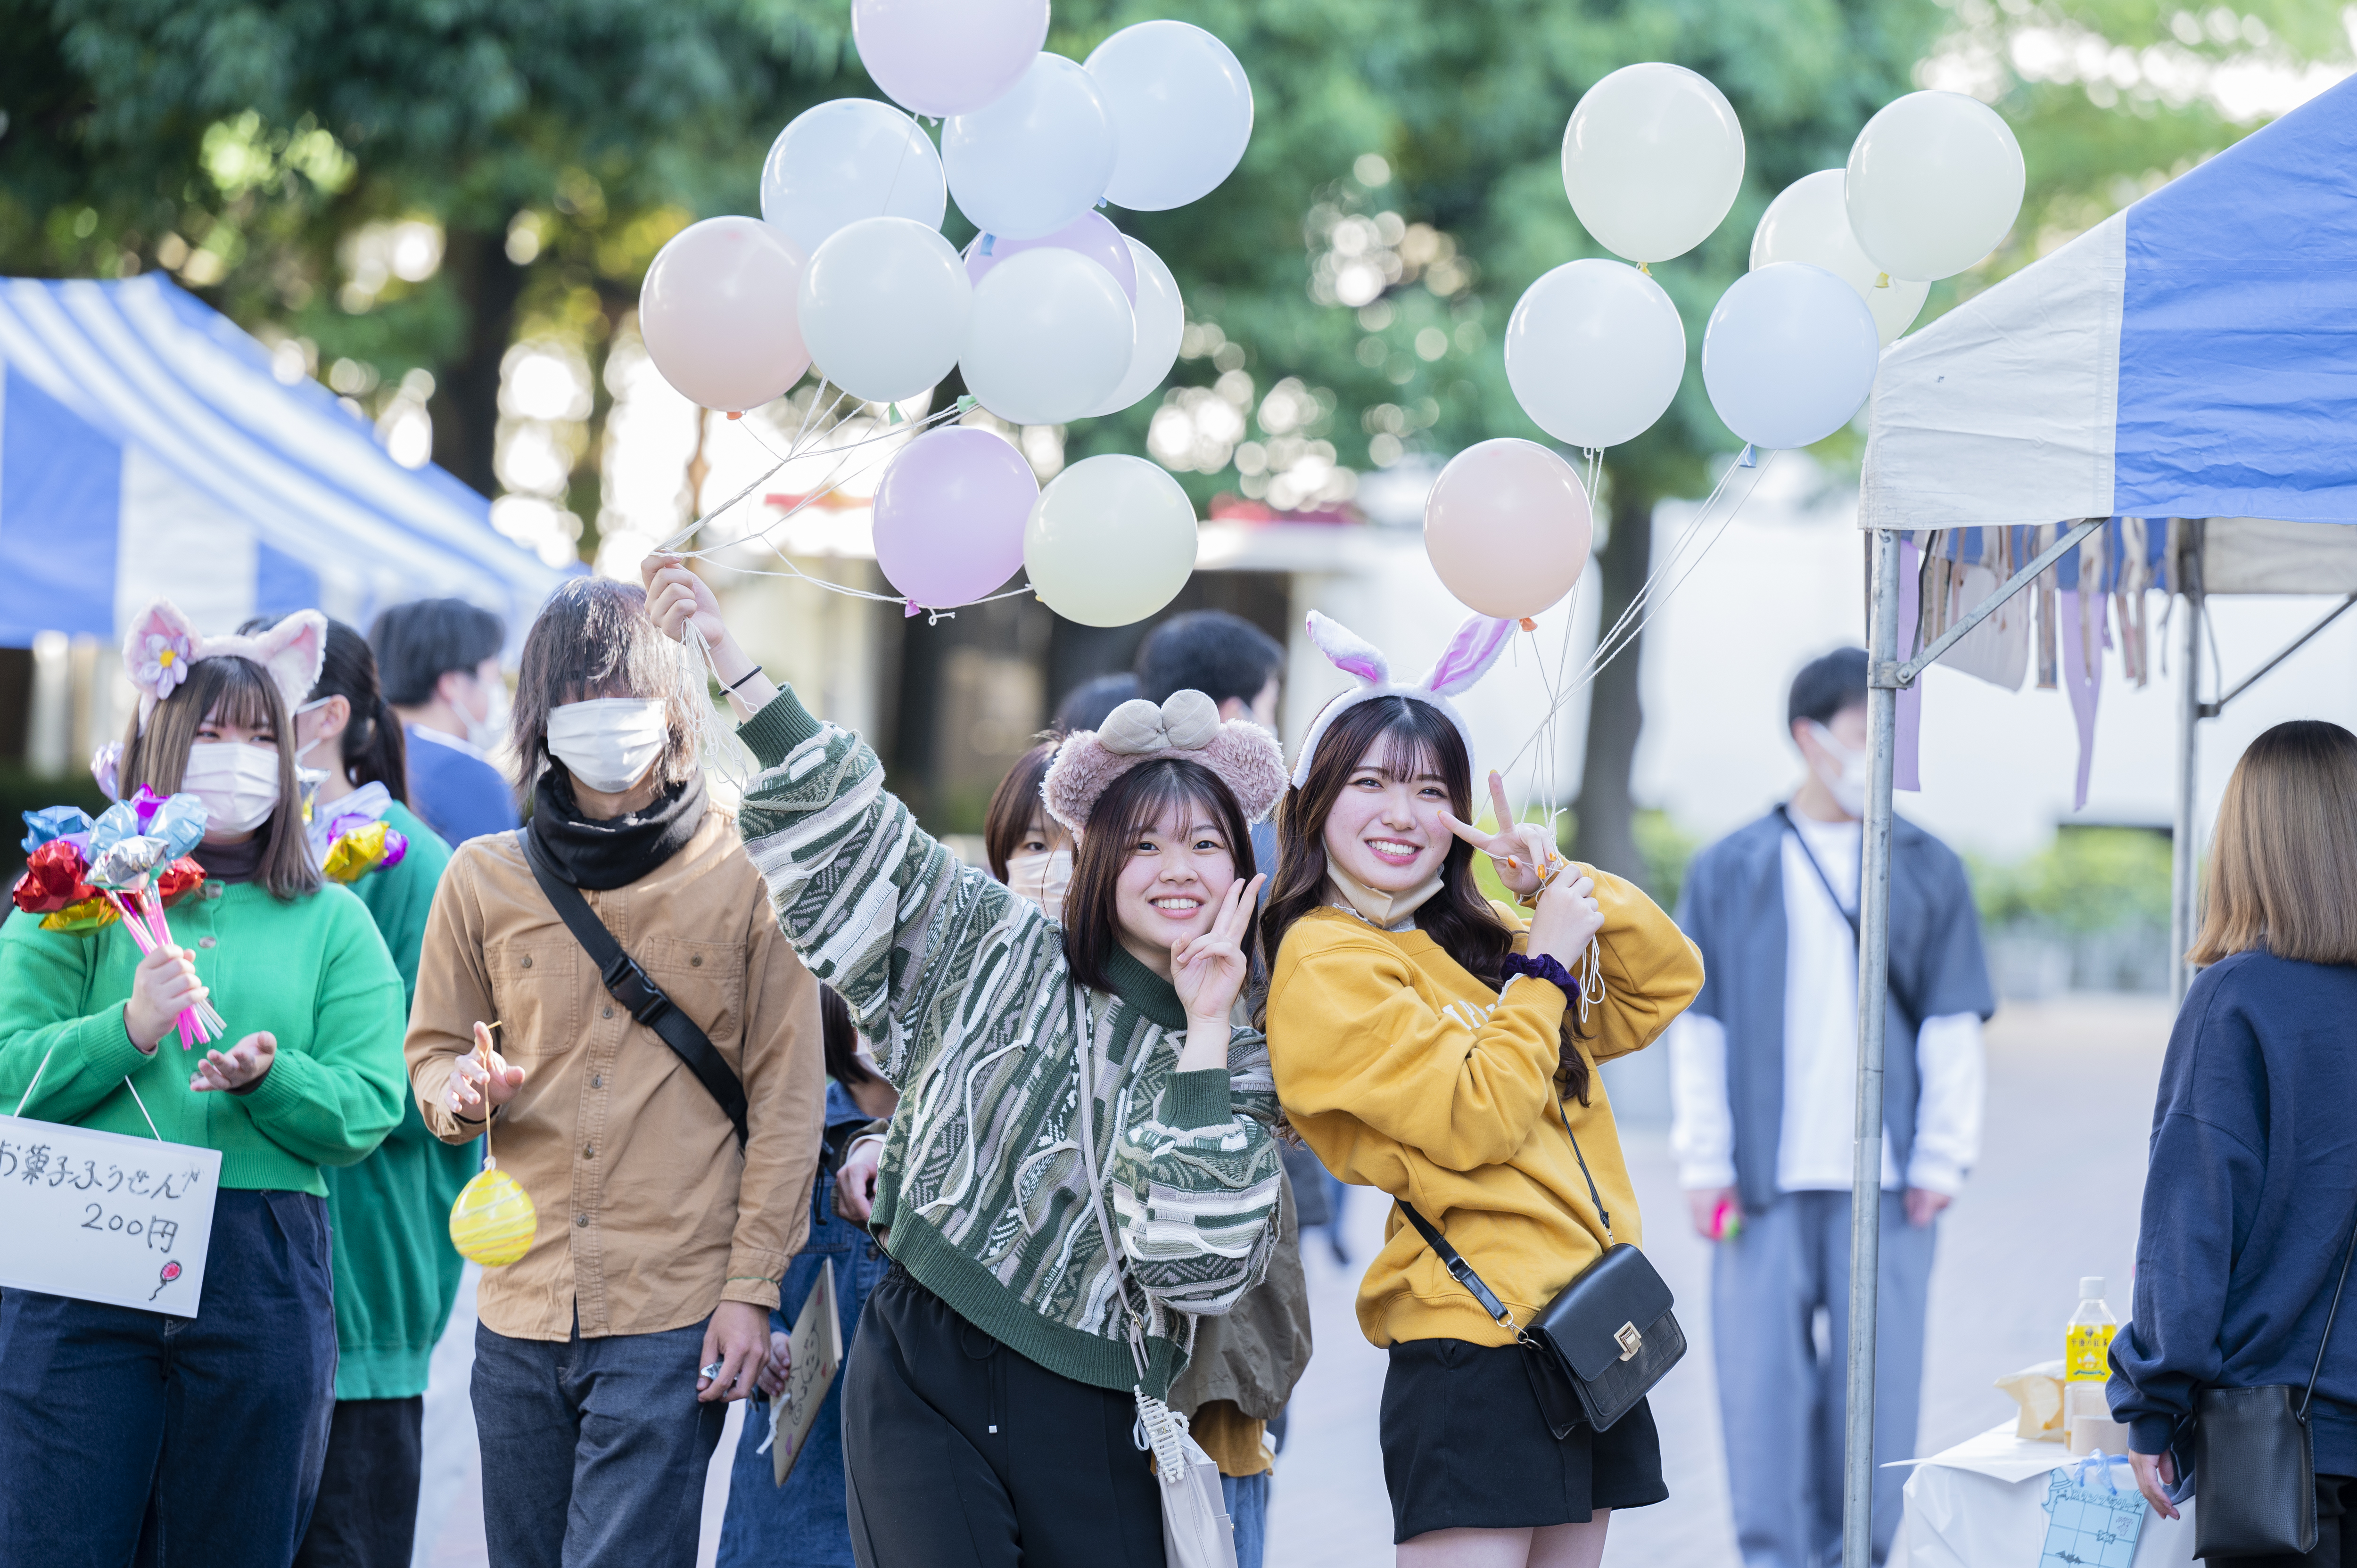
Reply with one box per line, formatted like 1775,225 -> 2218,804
293,1397 -> 426,1568
842,1266 -> 1165,1568
2240,1475 -> 2357,1568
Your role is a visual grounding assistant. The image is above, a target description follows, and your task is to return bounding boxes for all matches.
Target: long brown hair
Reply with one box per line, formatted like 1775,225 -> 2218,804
119,656 -> 321,900
2189,719 -> 2357,968
1060,757 -> 1257,995
1261,695 -> 1591,1103
242,614 -> 408,803
983,740 -> 1060,883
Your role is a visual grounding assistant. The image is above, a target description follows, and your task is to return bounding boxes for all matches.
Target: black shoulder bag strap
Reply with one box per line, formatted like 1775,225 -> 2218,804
1773,803 -> 1919,1028
2298,1200 -> 2357,1423
1398,1108 -> 1616,1335
519,830 -> 749,1149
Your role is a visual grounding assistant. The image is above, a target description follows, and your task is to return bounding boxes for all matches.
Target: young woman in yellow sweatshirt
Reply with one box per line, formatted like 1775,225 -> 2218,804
1261,613 -> 1703,1568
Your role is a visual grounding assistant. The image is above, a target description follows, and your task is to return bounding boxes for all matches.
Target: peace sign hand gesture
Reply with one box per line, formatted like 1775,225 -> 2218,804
1170,874 -> 1266,1041
1437,771 -> 1559,897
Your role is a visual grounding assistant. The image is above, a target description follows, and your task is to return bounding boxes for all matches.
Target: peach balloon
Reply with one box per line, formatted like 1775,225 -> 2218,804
640,216 -> 811,412
1422,438 -> 1594,621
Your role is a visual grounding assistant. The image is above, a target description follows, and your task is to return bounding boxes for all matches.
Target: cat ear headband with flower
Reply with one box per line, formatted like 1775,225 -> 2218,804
120,599 -> 328,734
1042,689 -> 1288,833
1289,610 -> 1517,787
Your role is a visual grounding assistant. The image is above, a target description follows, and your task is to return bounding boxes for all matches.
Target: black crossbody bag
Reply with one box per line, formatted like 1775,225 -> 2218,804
1401,1115 -> 1684,1434
520,830 -> 748,1149
2192,1200 -> 2357,1559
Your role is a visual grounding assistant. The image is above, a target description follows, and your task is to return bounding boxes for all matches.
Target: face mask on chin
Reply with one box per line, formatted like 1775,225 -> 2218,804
181,741 -> 285,834
1805,720 -> 1868,818
1006,847 -> 1073,923
546,698 -> 668,795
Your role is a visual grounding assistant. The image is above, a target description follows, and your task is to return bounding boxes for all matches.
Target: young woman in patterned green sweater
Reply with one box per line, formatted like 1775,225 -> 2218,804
647,558 -> 1284,1565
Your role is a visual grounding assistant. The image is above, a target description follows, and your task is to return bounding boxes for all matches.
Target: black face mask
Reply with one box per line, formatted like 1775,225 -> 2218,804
526,768 -> 708,891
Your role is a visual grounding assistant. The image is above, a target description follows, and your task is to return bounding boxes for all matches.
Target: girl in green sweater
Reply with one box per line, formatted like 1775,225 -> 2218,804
0,602 -> 409,1568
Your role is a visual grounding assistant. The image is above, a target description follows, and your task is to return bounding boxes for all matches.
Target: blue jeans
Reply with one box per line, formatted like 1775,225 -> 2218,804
716,1166 -> 893,1568
1223,1472 -> 1270,1568
471,1313 -> 727,1568
0,1189 -> 338,1568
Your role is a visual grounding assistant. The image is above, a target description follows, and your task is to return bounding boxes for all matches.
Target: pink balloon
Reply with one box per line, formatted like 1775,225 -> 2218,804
852,0 -> 1049,119
872,427 -> 1041,609
639,217 -> 810,413
1423,438 -> 1594,620
964,211 -> 1137,301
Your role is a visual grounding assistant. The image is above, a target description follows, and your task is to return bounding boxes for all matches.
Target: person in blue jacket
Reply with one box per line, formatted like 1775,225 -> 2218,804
369,598 -> 516,846
2112,720 -> 2357,1558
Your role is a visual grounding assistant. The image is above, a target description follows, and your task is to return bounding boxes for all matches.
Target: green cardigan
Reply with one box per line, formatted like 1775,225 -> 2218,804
0,873 -> 406,1195
330,800 -> 478,1399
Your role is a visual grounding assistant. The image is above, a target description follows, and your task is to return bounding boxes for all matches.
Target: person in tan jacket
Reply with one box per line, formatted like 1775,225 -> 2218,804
406,577 -> 825,1568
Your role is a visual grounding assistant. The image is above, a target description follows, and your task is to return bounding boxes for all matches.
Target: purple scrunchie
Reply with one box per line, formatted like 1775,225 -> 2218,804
1500,951 -> 1579,1002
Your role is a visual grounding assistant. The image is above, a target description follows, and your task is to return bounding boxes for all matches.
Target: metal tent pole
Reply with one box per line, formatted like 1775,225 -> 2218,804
1845,526 -> 1905,1568
2169,523 -> 2206,1004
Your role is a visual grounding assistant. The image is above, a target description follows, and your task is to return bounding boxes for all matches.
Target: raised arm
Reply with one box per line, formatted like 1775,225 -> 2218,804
1577,870 -> 1706,1064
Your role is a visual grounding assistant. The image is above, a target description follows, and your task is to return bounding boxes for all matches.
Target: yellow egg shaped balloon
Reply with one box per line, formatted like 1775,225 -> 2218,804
449,1164 -> 537,1267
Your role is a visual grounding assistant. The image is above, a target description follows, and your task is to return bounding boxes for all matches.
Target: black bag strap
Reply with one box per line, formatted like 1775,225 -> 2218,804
1772,803 -> 1920,1028
519,829 -> 748,1149
2298,1201 -> 2357,1420
1399,1104 -> 1613,1334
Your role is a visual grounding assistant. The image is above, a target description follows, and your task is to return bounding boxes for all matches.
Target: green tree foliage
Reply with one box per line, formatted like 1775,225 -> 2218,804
1970,825 -> 2172,933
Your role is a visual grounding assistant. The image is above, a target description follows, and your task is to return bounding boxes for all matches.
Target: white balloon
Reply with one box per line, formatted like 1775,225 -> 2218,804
960,248 -> 1134,426
1752,169 -> 1928,345
850,0 -> 1048,119
943,54 -> 1118,241
1503,259 -> 1687,450
1088,238 -> 1184,417
760,99 -> 947,258
1562,63 -> 1745,264
1024,454 -> 1197,626
1083,21 -> 1254,212
639,218 -> 811,412
1844,91 -> 2025,282
1701,263 -> 1881,451
797,216 -> 971,405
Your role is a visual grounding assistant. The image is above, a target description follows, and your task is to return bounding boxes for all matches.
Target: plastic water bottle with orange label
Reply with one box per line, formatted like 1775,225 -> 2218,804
2062,1276 -> 2121,1453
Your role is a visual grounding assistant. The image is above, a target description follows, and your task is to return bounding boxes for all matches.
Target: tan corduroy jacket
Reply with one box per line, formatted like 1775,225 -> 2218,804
407,804 -> 826,1341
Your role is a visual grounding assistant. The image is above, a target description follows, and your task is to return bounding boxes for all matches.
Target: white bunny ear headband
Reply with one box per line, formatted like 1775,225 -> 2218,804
120,598 -> 327,733
1290,610 -> 1517,788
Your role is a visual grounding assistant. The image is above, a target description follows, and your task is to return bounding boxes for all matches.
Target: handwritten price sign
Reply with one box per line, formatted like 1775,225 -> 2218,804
0,1114 -> 220,1317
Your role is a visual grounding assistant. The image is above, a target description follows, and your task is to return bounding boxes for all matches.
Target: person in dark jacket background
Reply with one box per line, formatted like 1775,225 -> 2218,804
2112,719 -> 2357,1561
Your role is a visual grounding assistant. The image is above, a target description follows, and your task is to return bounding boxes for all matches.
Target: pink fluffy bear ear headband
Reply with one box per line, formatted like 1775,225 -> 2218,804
1042,689 -> 1289,833
120,598 -> 328,734
1289,610 -> 1517,788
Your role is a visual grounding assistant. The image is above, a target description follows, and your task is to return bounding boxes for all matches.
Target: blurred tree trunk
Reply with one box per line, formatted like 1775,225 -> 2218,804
1573,476 -> 1656,883
431,226 -> 526,498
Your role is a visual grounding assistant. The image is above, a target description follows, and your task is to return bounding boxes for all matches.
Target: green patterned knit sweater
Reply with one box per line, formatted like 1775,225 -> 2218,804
735,689 -> 1281,1399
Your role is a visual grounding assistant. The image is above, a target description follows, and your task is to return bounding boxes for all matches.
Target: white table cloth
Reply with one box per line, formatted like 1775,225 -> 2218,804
1892,1422 -> 2195,1567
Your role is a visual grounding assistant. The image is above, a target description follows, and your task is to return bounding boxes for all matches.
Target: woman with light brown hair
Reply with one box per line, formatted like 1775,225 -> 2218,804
2111,720 -> 2357,1559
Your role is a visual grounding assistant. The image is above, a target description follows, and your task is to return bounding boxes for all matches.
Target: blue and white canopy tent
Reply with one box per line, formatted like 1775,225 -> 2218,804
0,275 -> 573,657
1836,77 -> 2357,1564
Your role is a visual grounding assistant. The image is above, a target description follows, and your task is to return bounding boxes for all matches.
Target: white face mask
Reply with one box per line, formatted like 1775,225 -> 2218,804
1006,847 -> 1073,924
290,696 -> 336,770
546,698 -> 668,794
462,673 -> 510,753
1805,720 -> 1868,818
182,741 -> 285,833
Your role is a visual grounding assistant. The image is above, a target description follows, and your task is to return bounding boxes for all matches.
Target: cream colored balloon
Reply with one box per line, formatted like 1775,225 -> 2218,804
1562,62 -> 1745,265
1752,169 -> 1928,345
1024,455 -> 1197,626
1844,90 -> 2024,282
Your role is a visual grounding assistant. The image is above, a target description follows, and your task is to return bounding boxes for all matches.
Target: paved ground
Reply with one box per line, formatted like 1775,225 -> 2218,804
413,993 -> 2174,1567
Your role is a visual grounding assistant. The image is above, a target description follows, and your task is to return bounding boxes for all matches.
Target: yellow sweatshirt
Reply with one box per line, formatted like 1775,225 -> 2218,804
1266,874 -> 1703,1349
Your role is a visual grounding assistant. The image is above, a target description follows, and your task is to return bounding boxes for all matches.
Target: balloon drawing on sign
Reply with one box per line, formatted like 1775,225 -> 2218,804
850,0 -> 1049,119
759,99 -> 948,258
1084,20 -> 1255,211
798,216 -> 972,405
1844,91 -> 2025,282
1424,439 -> 1594,622
873,427 -> 1039,610
1025,454 -> 1197,626
1561,63 -> 1745,265
961,248 -> 1136,427
1701,263 -> 1881,451
639,217 -> 810,412
1751,169 -> 1928,345
965,209 -> 1138,301
943,53 -> 1119,241
1088,238 -> 1185,417
1503,258 -> 1686,450
150,1259 -> 184,1301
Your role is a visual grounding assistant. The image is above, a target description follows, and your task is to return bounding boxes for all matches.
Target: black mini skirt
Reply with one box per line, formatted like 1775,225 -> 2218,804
1378,1337 -> 1666,1543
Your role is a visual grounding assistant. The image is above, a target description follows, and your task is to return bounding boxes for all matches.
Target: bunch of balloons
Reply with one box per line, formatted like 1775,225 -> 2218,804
637,0 -> 1256,625
1439,68 -> 2025,624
